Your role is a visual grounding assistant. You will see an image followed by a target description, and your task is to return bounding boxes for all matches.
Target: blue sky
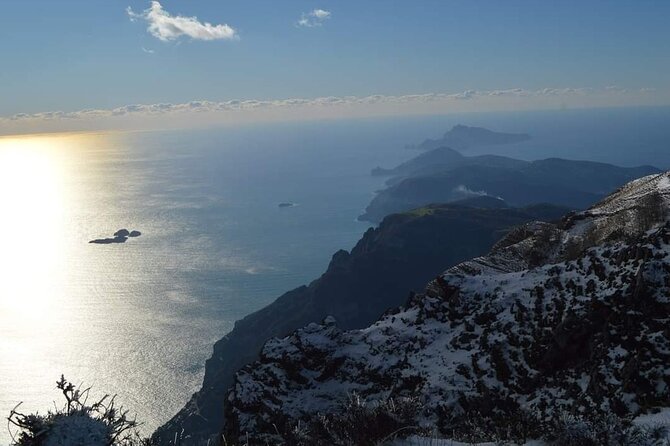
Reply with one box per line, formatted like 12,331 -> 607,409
1,0 -> 669,133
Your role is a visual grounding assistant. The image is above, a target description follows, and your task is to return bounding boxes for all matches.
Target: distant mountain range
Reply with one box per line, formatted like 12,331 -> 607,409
226,171 -> 670,445
372,146 -> 527,179
362,145 -> 660,222
406,124 -> 530,151
152,199 -> 568,445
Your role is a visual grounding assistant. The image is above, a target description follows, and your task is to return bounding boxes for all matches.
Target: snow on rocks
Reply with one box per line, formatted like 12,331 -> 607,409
225,172 -> 670,444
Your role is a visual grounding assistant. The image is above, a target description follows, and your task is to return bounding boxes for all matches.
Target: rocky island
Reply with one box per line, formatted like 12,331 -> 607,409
89,228 -> 142,244
407,124 -> 531,151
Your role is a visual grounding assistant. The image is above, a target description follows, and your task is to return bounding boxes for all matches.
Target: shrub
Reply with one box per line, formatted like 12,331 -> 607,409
278,393 -> 430,446
8,375 -> 150,446
548,412 -> 669,446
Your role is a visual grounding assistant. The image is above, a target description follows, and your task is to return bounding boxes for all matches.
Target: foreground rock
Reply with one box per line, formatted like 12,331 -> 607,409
152,200 -> 567,445
226,172 -> 670,445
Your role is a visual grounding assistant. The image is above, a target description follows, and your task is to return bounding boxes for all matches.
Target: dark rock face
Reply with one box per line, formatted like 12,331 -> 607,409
361,158 -> 661,222
225,172 -> 670,445
152,202 -> 567,445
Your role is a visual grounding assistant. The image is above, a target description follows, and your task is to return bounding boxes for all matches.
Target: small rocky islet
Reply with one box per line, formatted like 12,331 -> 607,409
89,228 -> 142,244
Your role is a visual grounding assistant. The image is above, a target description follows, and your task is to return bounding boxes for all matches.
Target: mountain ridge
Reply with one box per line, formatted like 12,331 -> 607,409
226,171 -> 670,445
152,201 -> 568,445
361,155 -> 661,223
407,124 -> 531,152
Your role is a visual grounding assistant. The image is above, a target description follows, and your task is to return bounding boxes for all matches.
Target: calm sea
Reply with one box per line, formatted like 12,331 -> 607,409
1,108 -> 669,443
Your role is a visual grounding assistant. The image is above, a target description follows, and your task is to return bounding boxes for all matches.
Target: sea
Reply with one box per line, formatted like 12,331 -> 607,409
1,106 -> 669,443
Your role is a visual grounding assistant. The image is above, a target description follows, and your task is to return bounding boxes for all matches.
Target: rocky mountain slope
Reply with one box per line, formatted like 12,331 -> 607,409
226,172 -> 670,445
361,157 -> 660,222
153,201 -> 567,445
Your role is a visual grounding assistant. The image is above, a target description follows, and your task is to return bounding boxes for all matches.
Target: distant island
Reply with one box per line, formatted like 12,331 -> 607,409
363,146 -> 661,222
406,124 -> 531,151
89,228 -> 142,244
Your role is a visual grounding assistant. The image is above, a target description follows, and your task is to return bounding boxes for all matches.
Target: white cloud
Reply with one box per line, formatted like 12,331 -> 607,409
141,47 -> 155,54
312,9 -> 331,19
2,87 -> 654,122
298,9 -> 331,27
453,185 -> 491,198
0,86 -> 664,136
127,1 -> 237,42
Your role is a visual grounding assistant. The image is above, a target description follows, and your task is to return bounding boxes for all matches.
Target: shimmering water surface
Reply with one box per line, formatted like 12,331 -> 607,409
0,120 -> 417,443
1,109 -> 669,443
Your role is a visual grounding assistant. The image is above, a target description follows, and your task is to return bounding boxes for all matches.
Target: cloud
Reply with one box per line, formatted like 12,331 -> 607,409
1,86 -> 654,122
141,47 -> 155,54
1,86 -> 665,136
453,185 -> 490,198
127,1 -> 237,41
298,9 -> 331,27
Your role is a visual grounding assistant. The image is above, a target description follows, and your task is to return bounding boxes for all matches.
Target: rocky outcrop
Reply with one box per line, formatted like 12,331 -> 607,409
226,172 -> 670,445
152,202 -> 567,445
114,229 -> 130,238
89,229 -> 141,244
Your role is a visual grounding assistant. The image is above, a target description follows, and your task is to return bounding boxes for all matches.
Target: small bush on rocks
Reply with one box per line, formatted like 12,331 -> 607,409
8,375 -> 151,446
274,393 -> 430,446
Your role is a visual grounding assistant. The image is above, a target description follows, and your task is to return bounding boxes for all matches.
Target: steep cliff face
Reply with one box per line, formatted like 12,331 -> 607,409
226,173 -> 670,445
153,203 -> 567,445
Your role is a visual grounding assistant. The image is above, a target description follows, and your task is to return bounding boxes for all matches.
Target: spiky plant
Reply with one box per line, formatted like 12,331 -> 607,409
8,375 -> 150,446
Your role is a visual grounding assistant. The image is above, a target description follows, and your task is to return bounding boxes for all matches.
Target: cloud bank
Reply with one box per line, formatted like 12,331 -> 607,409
0,86 -> 663,136
127,1 -> 237,41
298,9 -> 331,27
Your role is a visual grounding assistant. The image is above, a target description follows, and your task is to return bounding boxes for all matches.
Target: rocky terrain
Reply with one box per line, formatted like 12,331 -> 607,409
153,200 -> 567,445
226,172 -> 670,445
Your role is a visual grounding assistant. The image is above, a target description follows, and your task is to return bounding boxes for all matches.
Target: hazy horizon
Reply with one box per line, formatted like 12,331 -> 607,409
2,1 -> 670,135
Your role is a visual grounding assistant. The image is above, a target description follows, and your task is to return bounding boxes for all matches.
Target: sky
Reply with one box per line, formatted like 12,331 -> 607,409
1,0 -> 669,134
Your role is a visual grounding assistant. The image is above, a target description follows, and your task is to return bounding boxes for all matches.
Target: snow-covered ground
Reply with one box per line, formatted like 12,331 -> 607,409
391,438 -> 546,446
226,172 -> 670,444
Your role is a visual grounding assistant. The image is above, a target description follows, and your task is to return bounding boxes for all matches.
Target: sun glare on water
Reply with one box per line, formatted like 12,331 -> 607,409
0,135 -> 73,320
